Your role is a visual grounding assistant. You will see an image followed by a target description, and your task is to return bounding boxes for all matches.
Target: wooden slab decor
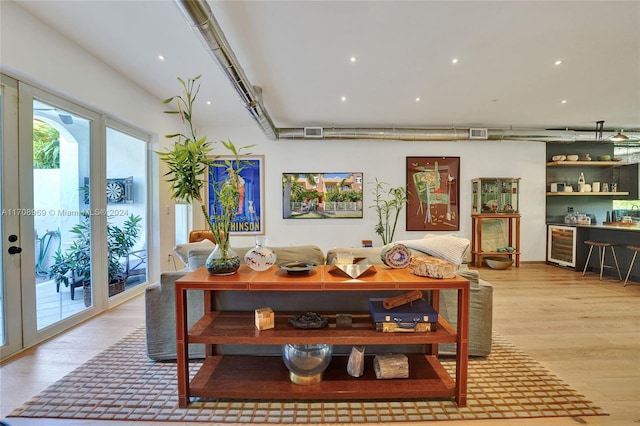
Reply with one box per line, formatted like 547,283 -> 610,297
374,353 -> 409,379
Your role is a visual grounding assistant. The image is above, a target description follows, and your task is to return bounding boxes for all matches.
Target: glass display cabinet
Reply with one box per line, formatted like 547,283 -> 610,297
472,177 -> 521,214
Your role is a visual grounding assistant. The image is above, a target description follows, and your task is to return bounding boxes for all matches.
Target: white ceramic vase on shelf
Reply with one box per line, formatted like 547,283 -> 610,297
244,236 -> 277,271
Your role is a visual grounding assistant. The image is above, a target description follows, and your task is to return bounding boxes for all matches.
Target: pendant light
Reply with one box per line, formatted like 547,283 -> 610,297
610,130 -> 629,142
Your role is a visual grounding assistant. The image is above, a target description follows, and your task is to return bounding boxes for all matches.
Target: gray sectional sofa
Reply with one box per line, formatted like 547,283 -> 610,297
145,238 -> 493,361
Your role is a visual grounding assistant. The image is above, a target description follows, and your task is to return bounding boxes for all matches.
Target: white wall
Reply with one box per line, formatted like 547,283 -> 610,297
3,1 -> 548,273
201,125 -> 548,261
1,1 -> 174,280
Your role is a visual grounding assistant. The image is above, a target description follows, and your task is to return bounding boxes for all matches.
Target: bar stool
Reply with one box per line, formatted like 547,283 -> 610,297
624,245 -> 640,286
582,240 -> 622,281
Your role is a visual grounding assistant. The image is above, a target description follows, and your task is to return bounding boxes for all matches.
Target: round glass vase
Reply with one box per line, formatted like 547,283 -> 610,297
282,343 -> 333,385
205,245 -> 240,276
244,236 -> 277,271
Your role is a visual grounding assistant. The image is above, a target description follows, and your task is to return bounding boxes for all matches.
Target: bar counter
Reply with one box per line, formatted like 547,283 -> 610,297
551,222 -> 640,281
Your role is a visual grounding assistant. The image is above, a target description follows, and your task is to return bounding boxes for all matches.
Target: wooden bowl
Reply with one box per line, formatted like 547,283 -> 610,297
485,256 -> 513,270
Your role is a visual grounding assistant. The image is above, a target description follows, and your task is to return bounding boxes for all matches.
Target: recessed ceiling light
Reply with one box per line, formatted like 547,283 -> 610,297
350,56 -> 356,63
415,97 -> 421,102
561,99 -> 568,104
341,96 -> 347,102
554,60 -> 563,66
158,55 -> 165,61
451,58 -> 458,64
206,101 -> 212,105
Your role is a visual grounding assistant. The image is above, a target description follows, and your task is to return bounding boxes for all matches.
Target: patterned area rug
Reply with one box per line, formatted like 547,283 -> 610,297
8,328 -> 607,423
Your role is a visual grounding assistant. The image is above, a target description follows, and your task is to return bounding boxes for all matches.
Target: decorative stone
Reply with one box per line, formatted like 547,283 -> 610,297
347,346 -> 365,377
289,312 -> 329,329
336,314 -> 352,327
380,243 -> 412,268
409,255 -> 456,279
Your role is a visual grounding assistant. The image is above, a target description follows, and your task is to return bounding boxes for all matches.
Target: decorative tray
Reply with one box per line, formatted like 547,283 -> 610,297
279,261 -> 317,275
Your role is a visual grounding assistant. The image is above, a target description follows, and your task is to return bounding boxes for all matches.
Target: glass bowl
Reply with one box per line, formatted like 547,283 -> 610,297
282,343 -> 333,385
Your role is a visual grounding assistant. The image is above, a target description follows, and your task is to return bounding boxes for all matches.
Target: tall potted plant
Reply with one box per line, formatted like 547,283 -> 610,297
370,178 -> 408,245
157,76 -> 253,275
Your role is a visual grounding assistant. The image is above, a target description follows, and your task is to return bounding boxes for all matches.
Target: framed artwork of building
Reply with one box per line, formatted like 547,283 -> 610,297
282,172 -> 364,219
208,155 -> 264,235
406,156 -> 460,231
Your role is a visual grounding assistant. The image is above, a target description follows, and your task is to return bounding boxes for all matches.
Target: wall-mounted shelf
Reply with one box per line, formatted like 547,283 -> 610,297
546,192 -> 629,196
546,161 -> 627,167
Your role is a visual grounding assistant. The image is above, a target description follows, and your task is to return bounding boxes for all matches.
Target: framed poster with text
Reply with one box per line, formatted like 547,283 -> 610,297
406,156 -> 460,231
208,155 -> 264,235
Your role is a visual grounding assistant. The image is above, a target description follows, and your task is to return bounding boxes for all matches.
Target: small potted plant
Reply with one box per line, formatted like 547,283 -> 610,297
370,178 -> 408,245
157,76 -> 253,275
49,213 -> 142,306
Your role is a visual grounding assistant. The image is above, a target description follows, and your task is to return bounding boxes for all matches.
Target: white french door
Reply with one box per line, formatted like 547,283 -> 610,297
0,74 -> 23,358
1,76 -> 105,360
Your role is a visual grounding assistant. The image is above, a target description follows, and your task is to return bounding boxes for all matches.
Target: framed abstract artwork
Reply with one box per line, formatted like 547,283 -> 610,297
207,155 -> 264,235
282,172 -> 364,219
406,156 -> 460,231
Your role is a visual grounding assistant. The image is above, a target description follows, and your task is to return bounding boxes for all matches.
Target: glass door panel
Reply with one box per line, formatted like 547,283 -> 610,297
33,99 -> 93,329
105,126 -> 148,297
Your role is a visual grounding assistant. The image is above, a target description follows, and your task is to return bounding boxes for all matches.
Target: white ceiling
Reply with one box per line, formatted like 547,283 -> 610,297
15,0 -> 640,135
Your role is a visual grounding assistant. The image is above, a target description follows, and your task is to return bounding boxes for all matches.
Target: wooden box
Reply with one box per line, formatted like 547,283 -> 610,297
254,307 -> 274,330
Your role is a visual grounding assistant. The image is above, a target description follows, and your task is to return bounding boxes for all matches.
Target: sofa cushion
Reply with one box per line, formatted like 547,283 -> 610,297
174,239 -> 215,264
326,247 -> 427,266
188,249 -> 212,270
234,245 -> 325,266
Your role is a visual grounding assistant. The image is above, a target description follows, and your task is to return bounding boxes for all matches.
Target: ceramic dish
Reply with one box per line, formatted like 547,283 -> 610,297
484,256 -> 513,270
566,155 -> 579,161
551,155 -> 566,162
279,261 -> 317,275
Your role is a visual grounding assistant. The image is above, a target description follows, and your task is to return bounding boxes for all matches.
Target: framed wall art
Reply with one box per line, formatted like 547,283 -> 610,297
282,172 -> 364,219
208,155 -> 264,235
406,156 -> 460,231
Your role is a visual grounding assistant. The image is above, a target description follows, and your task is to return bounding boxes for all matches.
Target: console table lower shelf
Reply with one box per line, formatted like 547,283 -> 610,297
190,354 -> 455,400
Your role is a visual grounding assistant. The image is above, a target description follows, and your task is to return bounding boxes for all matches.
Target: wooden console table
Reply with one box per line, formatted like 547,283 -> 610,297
175,265 -> 469,407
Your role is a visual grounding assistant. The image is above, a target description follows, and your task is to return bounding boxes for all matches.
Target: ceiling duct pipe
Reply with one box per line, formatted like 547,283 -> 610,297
279,127 -> 639,143
279,128 -> 469,141
175,0 -> 278,140
278,127 -> 577,142
487,129 -> 577,143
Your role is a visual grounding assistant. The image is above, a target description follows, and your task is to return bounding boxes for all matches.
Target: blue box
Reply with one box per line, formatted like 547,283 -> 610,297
368,298 -> 438,325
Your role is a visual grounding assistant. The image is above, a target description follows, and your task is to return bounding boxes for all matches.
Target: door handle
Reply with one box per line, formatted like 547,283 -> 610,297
8,246 -> 22,255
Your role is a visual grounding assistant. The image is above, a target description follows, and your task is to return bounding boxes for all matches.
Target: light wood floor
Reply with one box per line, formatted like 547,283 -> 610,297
1,263 -> 638,426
